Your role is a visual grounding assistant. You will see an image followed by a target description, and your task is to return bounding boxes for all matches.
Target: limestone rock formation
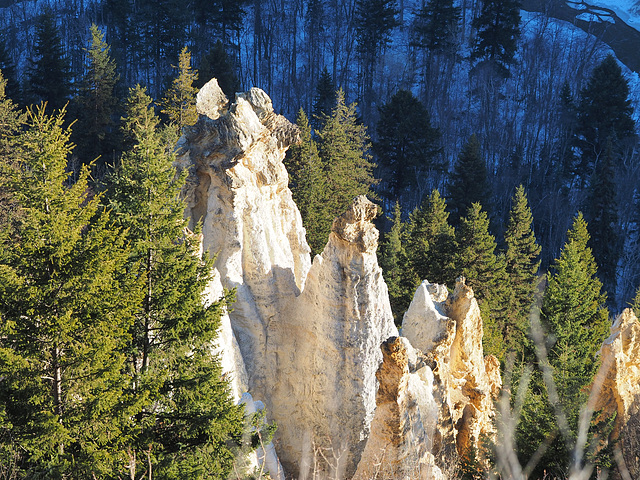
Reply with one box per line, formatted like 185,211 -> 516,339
594,308 -> 640,479
273,195 -> 399,479
402,279 -> 502,466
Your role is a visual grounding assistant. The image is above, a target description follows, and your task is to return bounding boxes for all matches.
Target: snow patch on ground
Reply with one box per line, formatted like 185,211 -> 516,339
576,11 -> 615,23
589,0 -> 640,31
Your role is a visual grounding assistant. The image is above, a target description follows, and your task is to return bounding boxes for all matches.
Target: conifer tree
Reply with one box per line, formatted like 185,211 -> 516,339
406,189 -> 456,287
0,106 -> 139,477
311,67 -> 337,129
455,202 -> 508,359
379,202 -> 420,324
585,141 -> 619,299
27,9 -> 72,111
504,185 -> 541,356
375,89 -> 442,204
160,46 -> 199,132
413,0 -> 461,54
104,85 -> 244,478
195,40 -> 239,97
74,24 -> 120,170
285,109 -> 331,255
447,134 -> 491,226
0,37 -> 20,104
632,286 -> 640,318
576,54 -> 635,178
471,0 -> 521,77
317,89 -> 377,225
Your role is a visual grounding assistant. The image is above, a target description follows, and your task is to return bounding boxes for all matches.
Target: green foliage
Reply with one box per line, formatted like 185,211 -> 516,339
0,105 -> 139,477
375,89 -> 442,204
195,40 -> 239,97
471,0 -> 521,77
447,134 -> 491,227
633,285 -> 640,318
105,85 -> 244,478
27,9 -> 72,111
504,185 -> 541,358
406,189 -> 456,287
412,0 -> 461,54
379,202 -> 420,324
285,109 -> 331,256
311,67 -> 336,129
74,24 -> 120,171
0,37 -> 20,103
455,202 -> 508,359
160,46 -> 199,131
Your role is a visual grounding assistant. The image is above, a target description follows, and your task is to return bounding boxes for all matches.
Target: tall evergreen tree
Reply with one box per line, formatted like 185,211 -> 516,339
504,185 -> 541,357
576,54 -> 635,178
585,141 -> 619,301
455,202 -> 508,359
413,0 -> 461,53
159,46 -> 199,132
471,0 -> 521,77
74,24 -> 120,171
104,85 -> 244,478
285,109 -> 331,255
0,106 -> 139,478
27,9 -> 72,111
311,67 -> 337,129
406,189 -> 456,287
379,202 -> 420,324
0,37 -> 20,104
196,40 -> 239,97
317,89 -> 377,224
447,134 -> 491,226
375,89 -> 442,204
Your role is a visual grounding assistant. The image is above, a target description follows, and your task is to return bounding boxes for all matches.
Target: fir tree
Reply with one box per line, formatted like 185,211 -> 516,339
285,109 -> 331,255
74,24 -> 120,171
375,89 -> 442,204
455,202 -> 508,359
27,9 -> 72,111
317,89 -> 377,226
159,46 -> 199,131
576,54 -> 635,178
471,0 -> 521,77
504,185 -> 541,357
632,286 -> 640,318
196,40 -> 239,97
406,189 -> 456,287
413,0 -> 461,54
104,85 -> 244,478
311,67 -> 337,129
379,202 -> 420,324
0,106 -> 139,477
585,141 -> 619,300
447,134 -> 491,227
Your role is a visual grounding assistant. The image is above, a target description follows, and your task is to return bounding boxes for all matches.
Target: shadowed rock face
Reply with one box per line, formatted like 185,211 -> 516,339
594,308 -> 640,479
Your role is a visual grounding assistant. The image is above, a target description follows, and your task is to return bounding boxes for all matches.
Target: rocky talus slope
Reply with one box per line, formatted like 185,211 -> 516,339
179,79 -> 503,478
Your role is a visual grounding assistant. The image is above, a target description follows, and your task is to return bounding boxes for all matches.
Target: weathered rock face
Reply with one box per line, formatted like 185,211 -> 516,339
594,308 -> 640,479
273,196 -> 399,479
402,279 -> 502,466
177,79 -> 311,401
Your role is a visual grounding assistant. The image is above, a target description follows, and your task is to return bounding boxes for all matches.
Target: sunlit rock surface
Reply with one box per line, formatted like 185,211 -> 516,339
594,308 -> 640,480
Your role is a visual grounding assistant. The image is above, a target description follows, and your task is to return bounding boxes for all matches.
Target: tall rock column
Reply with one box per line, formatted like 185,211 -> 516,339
274,196 -> 399,479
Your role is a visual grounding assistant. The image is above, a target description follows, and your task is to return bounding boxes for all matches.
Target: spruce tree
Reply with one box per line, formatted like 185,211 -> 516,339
413,0 -> 461,54
406,189 -> 456,287
585,141 -> 619,300
311,67 -> 337,129
455,202 -> 508,359
0,106 -> 139,478
160,46 -> 199,131
576,54 -> 635,178
447,134 -> 491,226
0,37 -> 20,104
504,185 -> 541,357
632,286 -> 640,318
285,109 -> 331,255
27,9 -> 72,111
471,0 -> 521,77
74,24 -> 120,171
104,85 -> 244,478
375,89 -> 442,204
317,89 -> 377,226
379,202 -> 420,324
195,40 -> 239,97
